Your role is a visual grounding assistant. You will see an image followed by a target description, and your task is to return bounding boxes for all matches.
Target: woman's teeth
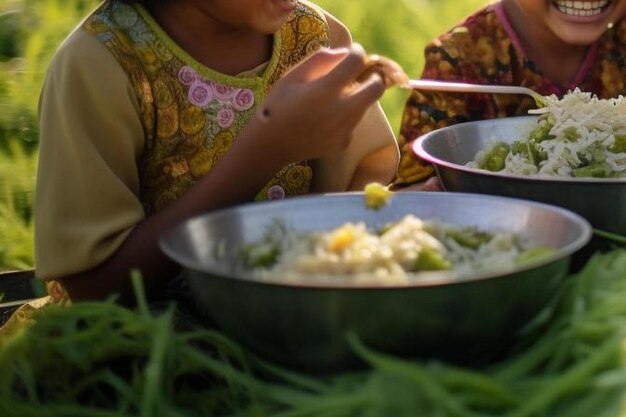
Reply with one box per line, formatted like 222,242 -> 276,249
554,0 -> 609,17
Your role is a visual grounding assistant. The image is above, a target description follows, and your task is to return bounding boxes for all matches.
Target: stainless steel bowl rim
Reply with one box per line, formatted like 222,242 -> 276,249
413,116 -> 626,184
160,192 -> 592,290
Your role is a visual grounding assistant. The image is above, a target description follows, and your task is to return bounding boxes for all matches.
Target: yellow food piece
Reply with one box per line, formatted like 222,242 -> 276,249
364,182 -> 392,210
327,225 -> 355,252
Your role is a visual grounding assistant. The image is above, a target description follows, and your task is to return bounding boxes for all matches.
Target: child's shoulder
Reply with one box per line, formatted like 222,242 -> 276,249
291,0 -> 329,25
297,0 -> 351,48
48,27 -> 115,74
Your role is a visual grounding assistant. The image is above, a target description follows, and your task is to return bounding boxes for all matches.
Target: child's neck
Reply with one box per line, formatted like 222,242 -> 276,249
149,3 -> 274,75
502,0 -> 588,88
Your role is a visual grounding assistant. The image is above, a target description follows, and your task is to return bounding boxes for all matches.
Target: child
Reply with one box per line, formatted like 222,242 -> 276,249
393,0 -> 626,189
34,0 -> 399,303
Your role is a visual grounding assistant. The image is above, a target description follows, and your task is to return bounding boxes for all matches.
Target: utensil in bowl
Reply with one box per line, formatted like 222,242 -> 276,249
406,79 -> 544,106
159,192 -> 591,373
413,116 -> 626,235
359,56 -> 544,105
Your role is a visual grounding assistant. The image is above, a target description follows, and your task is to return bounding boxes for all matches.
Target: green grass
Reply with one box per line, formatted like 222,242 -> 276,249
0,0 -> 100,271
0,141 -> 35,270
0,0 -> 490,271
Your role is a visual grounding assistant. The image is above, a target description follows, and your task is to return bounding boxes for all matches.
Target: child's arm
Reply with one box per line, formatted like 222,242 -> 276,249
344,103 -> 399,191
309,8 -> 399,193
311,102 -> 399,192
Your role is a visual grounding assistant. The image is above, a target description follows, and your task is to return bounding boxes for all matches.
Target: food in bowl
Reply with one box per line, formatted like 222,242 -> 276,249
468,89 -> 626,178
160,193 -> 591,371
240,214 -> 554,285
363,182 -> 393,210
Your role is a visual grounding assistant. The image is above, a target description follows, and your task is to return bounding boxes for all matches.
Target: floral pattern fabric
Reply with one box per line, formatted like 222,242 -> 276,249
84,0 -> 330,214
394,2 -> 626,186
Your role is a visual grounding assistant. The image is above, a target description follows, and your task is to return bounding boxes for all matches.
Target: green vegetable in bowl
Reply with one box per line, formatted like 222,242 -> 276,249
511,139 -> 547,166
480,143 -> 510,172
562,126 -> 580,141
528,117 -> 555,142
240,242 -> 280,268
514,246 -> 556,264
445,227 -> 493,249
414,247 -> 452,271
609,135 -> 626,153
239,219 -> 286,268
572,162 -> 613,178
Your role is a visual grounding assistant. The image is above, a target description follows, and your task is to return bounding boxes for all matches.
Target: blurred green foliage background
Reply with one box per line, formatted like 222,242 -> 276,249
0,0 -> 489,271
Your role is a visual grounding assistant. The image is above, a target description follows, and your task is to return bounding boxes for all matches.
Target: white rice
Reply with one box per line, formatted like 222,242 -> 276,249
247,215 -> 529,285
468,89 -> 626,177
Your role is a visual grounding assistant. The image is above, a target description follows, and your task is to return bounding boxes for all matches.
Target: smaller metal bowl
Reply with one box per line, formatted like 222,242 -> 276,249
160,192 -> 591,373
413,116 -> 626,234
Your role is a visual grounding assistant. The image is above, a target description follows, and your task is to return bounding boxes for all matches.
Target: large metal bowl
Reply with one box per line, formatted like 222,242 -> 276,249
160,192 -> 590,372
413,116 -> 626,234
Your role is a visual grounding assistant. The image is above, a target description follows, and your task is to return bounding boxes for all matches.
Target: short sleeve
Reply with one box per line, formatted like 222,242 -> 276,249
35,28 -> 145,280
313,102 -> 398,192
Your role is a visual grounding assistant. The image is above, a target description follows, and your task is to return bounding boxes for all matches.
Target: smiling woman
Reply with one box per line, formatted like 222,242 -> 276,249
394,0 -> 626,189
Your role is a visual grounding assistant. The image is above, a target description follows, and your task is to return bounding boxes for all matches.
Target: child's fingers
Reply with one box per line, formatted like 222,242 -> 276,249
318,44 -> 370,90
344,71 -> 385,113
285,47 -> 350,82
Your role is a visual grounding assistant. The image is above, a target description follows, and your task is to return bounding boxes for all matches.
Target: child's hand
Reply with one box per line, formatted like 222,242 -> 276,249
247,44 -> 386,166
